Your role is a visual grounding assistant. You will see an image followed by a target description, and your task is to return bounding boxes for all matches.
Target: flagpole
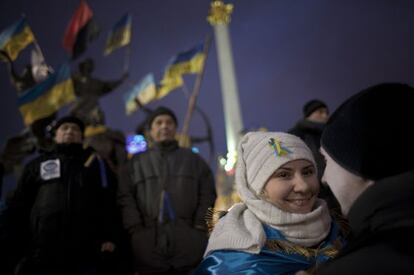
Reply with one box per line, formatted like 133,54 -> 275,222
180,82 -> 191,98
180,34 -> 212,145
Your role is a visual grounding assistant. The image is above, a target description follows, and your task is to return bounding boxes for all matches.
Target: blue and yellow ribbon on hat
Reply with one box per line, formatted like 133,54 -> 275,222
268,138 -> 292,157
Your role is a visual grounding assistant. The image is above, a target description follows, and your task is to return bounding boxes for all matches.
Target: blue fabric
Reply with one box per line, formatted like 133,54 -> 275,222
97,156 -> 108,188
194,222 -> 343,275
158,190 -> 176,223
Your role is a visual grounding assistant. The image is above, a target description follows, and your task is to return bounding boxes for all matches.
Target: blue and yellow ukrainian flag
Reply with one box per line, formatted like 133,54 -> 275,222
104,13 -> 132,56
156,74 -> 184,100
0,17 -> 35,61
124,73 -> 157,115
156,43 -> 206,99
165,43 -> 206,76
18,64 -> 75,126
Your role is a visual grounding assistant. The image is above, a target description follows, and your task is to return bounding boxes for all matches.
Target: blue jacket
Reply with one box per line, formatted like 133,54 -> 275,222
194,221 -> 344,275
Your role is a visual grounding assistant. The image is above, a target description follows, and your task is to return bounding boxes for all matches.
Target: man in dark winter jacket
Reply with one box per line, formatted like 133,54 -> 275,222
5,116 -> 117,275
118,106 -> 217,275
312,83 -> 414,274
289,99 -> 339,212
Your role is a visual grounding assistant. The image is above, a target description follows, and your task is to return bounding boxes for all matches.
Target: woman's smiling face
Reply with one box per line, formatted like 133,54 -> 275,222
262,159 -> 319,214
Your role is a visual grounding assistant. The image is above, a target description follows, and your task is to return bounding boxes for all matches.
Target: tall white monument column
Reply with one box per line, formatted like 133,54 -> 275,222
208,1 -> 243,171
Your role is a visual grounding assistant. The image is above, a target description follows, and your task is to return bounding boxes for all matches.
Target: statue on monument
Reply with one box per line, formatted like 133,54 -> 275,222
70,58 -> 128,126
70,58 -> 129,172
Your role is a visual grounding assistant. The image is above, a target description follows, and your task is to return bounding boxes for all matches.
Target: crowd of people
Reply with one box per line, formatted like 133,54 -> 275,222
1,82 -> 414,275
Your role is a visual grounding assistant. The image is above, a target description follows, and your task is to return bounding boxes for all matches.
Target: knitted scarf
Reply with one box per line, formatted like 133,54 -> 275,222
205,199 -> 331,255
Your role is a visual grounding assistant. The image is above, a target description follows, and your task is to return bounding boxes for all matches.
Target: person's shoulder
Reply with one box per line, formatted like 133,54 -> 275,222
315,245 -> 398,275
21,151 -> 57,176
288,120 -> 305,136
176,147 -> 203,159
129,149 -> 151,161
103,128 -> 126,143
81,146 -> 98,161
26,151 -> 55,166
185,149 -> 211,167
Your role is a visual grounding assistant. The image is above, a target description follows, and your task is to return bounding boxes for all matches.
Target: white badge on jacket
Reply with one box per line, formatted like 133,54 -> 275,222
40,159 -> 61,180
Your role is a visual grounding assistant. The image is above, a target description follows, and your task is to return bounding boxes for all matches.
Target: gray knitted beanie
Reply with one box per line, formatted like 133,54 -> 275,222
237,132 -> 316,197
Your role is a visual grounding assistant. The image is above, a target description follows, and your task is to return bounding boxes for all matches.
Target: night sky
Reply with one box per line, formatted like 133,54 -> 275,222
1,0 -> 414,166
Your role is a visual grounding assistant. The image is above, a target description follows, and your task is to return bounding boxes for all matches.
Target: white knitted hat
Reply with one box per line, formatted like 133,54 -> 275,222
237,131 -> 316,197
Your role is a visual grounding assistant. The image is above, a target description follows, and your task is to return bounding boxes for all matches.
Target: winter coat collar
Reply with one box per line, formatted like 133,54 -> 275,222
48,143 -> 92,157
295,119 -> 325,133
153,140 -> 179,152
348,170 -> 414,237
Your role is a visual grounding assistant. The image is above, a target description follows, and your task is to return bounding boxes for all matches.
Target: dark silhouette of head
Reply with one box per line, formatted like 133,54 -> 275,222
79,58 -> 94,75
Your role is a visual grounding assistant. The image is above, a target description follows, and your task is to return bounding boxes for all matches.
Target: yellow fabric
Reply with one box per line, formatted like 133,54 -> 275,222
156,74 -> 184,99
104,27 -> 131,55
0,26 -> 34,61
19,79 -> 75,125
155,51 -> 206,99
138,82 -> 157,104
126,82 -> 157,115
168,52 -> 206,75
84,125 -> 107,137
177,133 -> 191,148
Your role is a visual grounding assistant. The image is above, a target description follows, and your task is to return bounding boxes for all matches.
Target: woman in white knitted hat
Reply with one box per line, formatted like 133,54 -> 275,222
193,132 -> 345,275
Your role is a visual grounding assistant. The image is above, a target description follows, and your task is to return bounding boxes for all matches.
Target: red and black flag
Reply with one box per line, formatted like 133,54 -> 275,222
62,0 -> 99,59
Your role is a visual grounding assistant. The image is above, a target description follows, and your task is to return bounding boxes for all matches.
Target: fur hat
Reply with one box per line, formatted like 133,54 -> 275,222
303,99 -> 328,118
236,132 -> 316,196
51,116 -> 85,136
321,83 -> 414,180
146,106 -> 178,129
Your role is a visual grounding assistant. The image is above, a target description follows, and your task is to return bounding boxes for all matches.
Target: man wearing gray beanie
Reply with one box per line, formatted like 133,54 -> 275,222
314,83 -> 414,274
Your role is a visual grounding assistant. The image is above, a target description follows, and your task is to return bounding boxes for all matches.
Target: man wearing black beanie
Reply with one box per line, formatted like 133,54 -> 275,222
313,83 -> 414,274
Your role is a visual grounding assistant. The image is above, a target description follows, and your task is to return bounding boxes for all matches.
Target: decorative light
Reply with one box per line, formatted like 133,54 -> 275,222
126,134 -> 147,154
219,156 -> 227,166
224,150 -> 237,172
